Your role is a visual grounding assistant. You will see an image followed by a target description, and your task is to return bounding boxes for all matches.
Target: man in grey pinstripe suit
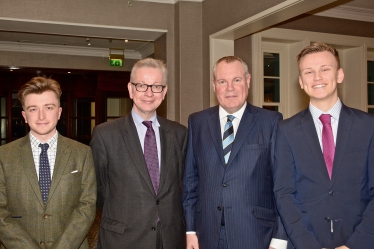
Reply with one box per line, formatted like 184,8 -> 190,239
183,56 -> 287,249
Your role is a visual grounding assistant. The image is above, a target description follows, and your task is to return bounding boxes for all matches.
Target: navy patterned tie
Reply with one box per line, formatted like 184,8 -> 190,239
142,121 -> 160,195
223,115 -> 235,164
39,143 -> 51,204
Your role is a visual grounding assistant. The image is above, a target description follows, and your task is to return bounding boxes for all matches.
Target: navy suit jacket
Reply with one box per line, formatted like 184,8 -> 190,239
183,103 -> 286,249
274,105 -> 374,249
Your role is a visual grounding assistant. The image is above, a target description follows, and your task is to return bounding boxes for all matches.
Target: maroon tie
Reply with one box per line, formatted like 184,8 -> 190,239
142,121 -> 160,195
319,114 -> 335,179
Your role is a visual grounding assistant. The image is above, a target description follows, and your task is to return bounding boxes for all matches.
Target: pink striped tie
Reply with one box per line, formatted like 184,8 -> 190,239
319,114 -> 335,179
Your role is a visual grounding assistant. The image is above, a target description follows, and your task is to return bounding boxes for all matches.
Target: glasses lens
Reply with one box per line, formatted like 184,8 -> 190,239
135,84 -> 147,92
152,85 -> 163,93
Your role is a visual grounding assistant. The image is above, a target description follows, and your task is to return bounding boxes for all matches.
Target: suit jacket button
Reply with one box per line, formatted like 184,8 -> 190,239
217,206 -> 221,211
329,191 -> 335,196
40,241 -> 45,246
222,183 -> 227,187
151,227 -> 156,231
325,217 -> 331,222
156,200 -> 160,205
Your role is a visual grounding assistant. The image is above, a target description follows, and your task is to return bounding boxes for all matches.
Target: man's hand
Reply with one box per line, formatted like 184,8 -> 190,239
186,234 -> 199,249
336,246 -> 349,249
269,247 -> 275,249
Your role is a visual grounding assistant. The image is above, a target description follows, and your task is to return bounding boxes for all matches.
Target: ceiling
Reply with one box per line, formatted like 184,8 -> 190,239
0,0 -> 372,65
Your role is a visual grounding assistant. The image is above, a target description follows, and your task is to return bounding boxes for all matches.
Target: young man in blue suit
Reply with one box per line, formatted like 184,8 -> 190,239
183,56 -> 288,249
274,42 -> 374,249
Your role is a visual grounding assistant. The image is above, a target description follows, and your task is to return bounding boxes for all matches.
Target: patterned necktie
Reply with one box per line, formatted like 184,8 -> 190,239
39,143 -> 51,204
223,115 -> 235,164
319,114 -> 335,179
142,121 -> 160,195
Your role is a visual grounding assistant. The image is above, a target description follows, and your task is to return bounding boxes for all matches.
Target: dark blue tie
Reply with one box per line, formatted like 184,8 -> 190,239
39,143 -> 51,204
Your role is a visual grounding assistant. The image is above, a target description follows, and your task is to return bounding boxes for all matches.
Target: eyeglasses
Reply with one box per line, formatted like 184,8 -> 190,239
130,82 -> 166,93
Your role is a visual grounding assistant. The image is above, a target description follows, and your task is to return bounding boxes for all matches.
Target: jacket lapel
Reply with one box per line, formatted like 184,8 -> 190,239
301,109 -> 331,183
331,105 -> 352,182
157,117 -> 174,193
207,107 -> 226,166
123,114 -> 156,195
226,103 -> 257,167
19,135 -> 45,206
48,134 -> 71,204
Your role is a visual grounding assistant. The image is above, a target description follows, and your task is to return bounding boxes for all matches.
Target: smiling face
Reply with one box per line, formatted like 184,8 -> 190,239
213,60 -> 251,114
128,67 -> 167,120
21,90 -> 62,142
299,51 -> 344,111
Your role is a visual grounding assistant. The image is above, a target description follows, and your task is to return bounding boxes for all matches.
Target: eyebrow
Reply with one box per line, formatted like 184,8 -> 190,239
26,103 -> 56,110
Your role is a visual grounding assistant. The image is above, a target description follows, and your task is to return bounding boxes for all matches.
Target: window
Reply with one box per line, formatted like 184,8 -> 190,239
368,59 -> 374,114
0,95 -> 7,145
263,52 -> 280,111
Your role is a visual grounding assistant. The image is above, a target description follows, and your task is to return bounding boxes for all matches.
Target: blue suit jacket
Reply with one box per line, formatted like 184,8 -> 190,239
183,103 -> 286,249
273,105 -> 374,249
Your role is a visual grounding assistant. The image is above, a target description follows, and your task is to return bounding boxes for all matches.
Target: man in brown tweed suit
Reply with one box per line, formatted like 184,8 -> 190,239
0,77 -> 96,249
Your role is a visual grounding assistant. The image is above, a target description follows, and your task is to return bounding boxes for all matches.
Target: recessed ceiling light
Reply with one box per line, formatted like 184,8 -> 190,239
9,66 -> 20,70
125,39 -> 129,43
68,72 -> 71,74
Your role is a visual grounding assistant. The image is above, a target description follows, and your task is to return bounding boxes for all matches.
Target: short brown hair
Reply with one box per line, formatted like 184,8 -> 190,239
130,58 -> 167,85
297,42 -> 341,69
18,76 -> 62,108
212,56 -> 249,81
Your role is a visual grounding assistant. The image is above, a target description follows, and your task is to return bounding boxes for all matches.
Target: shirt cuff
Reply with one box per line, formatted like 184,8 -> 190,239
186,231 -> 196,234
269,238 -> 287,249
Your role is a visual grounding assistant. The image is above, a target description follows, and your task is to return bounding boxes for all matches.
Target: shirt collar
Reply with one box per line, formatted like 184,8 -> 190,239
29,131 -> 58,150
219,102 -> 247,122
309,98 -> 342,122
131,108 -> 160,127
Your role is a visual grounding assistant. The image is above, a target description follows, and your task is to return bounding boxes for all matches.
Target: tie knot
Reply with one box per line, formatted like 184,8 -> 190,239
39,143 -> 49,152
142,121 -> 153,129
319,114 -> 331,125
227,115 -> 235,123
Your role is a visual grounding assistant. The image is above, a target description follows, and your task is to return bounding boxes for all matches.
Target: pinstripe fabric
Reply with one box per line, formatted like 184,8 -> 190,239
0,134 -> 96,249
183,103 -> 286,249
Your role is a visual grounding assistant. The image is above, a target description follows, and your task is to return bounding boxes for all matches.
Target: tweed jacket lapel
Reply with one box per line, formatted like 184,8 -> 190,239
18,135 -> 45,206
123,114 -> 155,195
47,134 -> 71,205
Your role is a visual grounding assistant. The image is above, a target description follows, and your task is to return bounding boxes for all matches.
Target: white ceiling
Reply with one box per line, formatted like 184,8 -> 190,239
0,0 -> 372,61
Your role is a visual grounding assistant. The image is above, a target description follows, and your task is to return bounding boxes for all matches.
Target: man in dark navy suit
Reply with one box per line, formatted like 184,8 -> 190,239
274,42 -> 374,249
183,56 -> 287,249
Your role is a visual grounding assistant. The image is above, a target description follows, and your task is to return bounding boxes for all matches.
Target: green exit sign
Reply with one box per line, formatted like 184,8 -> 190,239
110,59 -> 123,67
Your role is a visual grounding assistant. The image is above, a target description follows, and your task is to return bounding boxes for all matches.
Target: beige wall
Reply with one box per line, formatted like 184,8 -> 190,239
1,1 -> 373,125
201,0 -> 287,109
276,14 -> 374,38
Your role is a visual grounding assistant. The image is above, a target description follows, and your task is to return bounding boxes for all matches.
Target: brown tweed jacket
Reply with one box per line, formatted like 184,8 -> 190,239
0,134 -> 96,249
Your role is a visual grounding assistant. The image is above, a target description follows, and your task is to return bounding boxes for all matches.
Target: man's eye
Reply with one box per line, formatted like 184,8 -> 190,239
218,80 -> 226,84
138,84 -> 147,89
234,78 -> 241,83
153,85 -> 162,89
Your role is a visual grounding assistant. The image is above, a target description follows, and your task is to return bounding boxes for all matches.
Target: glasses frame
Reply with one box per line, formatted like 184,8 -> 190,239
130,82 -> 166,93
